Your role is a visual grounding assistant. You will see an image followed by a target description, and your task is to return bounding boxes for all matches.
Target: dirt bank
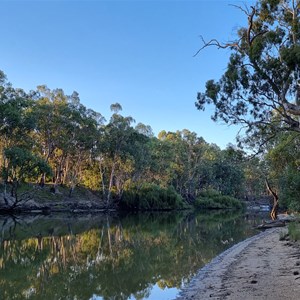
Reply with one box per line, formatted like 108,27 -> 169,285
177,227 -> 300,300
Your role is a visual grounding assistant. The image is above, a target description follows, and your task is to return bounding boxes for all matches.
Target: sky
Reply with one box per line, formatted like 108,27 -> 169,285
1,0 -> 255,148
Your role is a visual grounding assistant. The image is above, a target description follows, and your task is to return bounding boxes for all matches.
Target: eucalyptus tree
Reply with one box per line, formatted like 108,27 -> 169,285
0,71 -> 44,197
154,130 -> 221,202
33,85 -> 70,189
100,104 -> 137,204
2,147 -> 51,204
151,131 -> 177,188
196,0 -> 300,150
210,146 -> 245,197
0,74 -> 35,153
33,86 -> 103,194
61,94 -> 103,197
135,123 -> 154,138
158,130 -> 208,201
130,123 -> 154,185
178,129 -> 208,200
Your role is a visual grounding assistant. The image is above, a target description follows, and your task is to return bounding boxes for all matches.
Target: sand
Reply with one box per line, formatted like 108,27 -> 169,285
177,227 -> 300,300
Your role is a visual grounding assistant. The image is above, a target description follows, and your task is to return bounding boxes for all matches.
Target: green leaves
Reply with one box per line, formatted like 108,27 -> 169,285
3,146 -> 51,182
0,68 -> 257,209
121,183 -> 184,210
196,0 -> 300,150
205,80 -> 220,101
280,44 -> 300,69
266,132 -> 300,210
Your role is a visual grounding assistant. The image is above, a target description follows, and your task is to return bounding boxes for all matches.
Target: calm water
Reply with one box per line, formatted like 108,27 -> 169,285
0,210 -> 265,300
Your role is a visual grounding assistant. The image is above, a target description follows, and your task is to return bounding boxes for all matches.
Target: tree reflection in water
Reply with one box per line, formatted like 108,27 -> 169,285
0,211 -> 264,300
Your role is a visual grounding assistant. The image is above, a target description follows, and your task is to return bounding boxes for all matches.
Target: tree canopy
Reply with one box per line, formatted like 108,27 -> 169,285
196,0 -> 300,149
0,69 -> 256,210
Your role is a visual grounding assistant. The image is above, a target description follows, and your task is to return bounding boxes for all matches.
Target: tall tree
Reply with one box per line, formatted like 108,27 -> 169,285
0,72 -> 40,196
100,104 -> 136,204
33,86 -> 103,193
211,146 -> 245,197
196,0 -> 300,150
2,146 -> 51,205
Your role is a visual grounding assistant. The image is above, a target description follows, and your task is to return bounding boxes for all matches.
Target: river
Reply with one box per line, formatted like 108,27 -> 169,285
0,210 -> 266,300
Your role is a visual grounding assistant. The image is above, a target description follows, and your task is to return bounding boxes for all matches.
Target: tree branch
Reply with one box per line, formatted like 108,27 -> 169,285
194,36 -> 241,57
283,102 -> 300,116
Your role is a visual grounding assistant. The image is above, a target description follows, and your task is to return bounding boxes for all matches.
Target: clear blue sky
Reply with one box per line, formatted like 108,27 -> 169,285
1,0 -> 254,148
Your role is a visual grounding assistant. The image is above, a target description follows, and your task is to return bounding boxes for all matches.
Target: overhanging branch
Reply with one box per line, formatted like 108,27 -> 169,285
194,36 -> 242,57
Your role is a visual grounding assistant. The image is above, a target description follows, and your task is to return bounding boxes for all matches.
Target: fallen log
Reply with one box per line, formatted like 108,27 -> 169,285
256,220 -> 286,230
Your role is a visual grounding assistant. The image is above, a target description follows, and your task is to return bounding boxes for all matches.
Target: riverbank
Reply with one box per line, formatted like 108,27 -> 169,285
177,227 -> 300,300
0,186 -> 109,213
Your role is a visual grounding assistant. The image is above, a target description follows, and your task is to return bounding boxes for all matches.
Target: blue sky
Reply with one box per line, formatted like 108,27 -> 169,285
1,0 -> 254,148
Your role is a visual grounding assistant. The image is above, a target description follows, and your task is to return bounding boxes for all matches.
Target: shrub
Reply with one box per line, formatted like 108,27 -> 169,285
288,222 -> 300,241
194,189 -> 244,210
120,183 -> 185,211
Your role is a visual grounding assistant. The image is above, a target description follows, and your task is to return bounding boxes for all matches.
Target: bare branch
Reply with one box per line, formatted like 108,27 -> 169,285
194,35 -> 241,57
247,6 -> 256,45
228,3 -> 250,15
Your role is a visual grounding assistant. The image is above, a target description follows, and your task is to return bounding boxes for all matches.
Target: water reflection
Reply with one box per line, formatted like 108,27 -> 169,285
0,211 -> 265,300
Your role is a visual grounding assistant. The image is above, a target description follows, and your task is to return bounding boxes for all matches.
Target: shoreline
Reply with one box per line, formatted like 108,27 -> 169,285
177,227 -> 300,300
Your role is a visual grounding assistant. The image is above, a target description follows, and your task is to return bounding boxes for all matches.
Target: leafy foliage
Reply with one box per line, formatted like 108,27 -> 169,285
195,189 -> 244,210
0,69 -> 265,210
121,183 -> 185,210
266,132 -> 300,210
3,147 -> 51,181
196,0 -> 300,150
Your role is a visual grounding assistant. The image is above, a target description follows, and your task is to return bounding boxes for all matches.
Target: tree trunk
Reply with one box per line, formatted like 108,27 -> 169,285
10,178 -> 18,200
62,155 -> 70,185
69,184 -> 75,198
107,161 -> 116,205
99,160 -> 106,201
265,178 -> 279,220
39,174 -> 45,187
50,182 -> 59,194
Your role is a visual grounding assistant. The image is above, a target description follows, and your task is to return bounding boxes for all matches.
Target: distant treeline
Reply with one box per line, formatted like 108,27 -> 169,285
0,70 -> 286,210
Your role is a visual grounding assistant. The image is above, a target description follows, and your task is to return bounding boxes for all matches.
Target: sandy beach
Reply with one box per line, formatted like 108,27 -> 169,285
177,227 -> 300,300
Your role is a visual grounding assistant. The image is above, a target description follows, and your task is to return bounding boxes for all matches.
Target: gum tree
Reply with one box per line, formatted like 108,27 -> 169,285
196,0 -> 300,149
196,0 -> 300,218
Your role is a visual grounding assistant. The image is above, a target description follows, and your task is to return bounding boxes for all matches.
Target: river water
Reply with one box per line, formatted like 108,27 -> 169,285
0,210 -> 266,300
